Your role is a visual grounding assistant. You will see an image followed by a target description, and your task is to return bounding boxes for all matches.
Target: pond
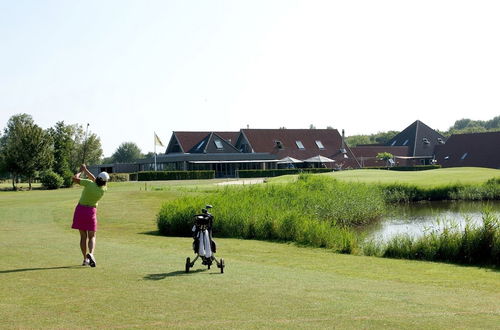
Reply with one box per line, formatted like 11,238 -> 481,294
362,201 -> 500,243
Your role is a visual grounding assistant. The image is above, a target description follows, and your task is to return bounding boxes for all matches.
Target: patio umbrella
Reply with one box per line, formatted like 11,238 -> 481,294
304,155 -> 335,163
277,156 -> 304,164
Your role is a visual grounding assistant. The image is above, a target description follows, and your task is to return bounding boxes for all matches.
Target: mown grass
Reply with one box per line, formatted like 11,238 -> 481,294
1,179 -> 500,328
157,174 -> 385,253
364,211 -> 500,267
326,167 -> 500,187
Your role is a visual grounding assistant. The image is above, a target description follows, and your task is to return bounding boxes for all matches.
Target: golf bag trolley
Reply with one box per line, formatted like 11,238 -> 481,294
185,205 -> 225,273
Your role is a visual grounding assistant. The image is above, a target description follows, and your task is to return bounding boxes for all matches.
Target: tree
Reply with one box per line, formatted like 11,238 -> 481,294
111,142 -> 143,163
1,114 -> 54,190
377,152 -> 394,168
48,121 -> 75,187
69,124 -> 103,170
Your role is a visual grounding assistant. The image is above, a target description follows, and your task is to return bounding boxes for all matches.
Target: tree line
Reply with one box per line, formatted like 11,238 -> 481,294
0,114 -> 103,190
346,116 -> 500,147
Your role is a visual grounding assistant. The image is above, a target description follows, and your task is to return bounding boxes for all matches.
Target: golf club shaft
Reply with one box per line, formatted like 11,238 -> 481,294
82,123 -> 89,165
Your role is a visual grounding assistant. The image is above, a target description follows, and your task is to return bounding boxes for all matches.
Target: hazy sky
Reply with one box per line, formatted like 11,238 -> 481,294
1,0 -> 499,156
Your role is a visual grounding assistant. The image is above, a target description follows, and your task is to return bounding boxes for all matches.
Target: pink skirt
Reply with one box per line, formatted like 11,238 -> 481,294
72,204 -> 98,231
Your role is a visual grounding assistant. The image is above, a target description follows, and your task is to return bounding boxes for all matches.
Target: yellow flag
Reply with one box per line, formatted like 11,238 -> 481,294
154,132 -> 164,147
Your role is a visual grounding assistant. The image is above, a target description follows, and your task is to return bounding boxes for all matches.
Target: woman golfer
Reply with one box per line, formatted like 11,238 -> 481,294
71,164 -> 109,267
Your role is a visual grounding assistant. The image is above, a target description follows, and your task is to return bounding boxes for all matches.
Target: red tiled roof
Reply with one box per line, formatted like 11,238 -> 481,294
241,129 -> 360,168
434,131 -> 500,169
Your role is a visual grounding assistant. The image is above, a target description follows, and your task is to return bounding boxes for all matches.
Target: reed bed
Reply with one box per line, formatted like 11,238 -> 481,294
380,178 -> 500,203
363,211 -> 500,267
157,174 -> 385,253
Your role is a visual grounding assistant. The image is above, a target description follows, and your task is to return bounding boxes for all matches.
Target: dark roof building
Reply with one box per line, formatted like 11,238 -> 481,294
385,120 -> 446,165
434,131 -> 500,169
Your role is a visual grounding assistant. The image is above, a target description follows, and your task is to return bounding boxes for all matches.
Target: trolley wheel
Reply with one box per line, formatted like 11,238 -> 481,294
220,258 -> 225,274
185,257 -> 191,273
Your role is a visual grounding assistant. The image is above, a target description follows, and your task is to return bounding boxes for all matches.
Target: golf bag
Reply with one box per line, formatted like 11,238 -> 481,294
185,205 -> 225,273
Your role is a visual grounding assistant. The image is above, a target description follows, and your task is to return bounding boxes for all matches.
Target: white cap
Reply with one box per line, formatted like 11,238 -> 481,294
97,172 -> 110,182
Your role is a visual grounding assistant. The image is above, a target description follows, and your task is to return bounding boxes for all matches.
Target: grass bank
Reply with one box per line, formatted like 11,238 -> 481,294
270,167 -> 500,202
158,174 -> 385,253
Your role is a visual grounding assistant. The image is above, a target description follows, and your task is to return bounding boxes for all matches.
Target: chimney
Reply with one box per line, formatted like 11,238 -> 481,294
341,129 -> 346,154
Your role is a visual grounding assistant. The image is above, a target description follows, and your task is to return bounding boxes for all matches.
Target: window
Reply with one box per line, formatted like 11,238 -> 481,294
195,140 -> 206,151
461,152 -> 468,160
295,141 -> 305,149
391,140 -> 397,146
403,139 -> 409,146
315,140 -> 325,149
214,139 -> 224,150
422,138 -> 430,144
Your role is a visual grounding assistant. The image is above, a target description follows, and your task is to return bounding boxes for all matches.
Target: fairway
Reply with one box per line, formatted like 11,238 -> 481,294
1,180 -> 499,328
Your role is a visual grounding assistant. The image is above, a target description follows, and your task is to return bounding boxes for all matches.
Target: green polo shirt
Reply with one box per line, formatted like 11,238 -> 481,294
78,179 -> 107,207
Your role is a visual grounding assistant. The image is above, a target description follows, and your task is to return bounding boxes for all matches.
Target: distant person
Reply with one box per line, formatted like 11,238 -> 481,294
71,164 -> 109,267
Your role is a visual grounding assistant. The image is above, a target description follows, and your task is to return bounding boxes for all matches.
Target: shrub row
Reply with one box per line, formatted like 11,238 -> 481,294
237,168 -> 331,178
109,173 -> 129,182
380,179 -> 500,203
157,174 -> 385,253
364,211 -> 500,267
138,170 -> 215,181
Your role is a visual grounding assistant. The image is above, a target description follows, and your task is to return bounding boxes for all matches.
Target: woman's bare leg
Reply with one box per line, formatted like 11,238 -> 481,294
79,230 -> 88,259
87,231 -> 96,254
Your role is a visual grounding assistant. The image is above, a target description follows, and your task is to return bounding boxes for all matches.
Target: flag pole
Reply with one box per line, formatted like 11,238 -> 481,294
154,132 -> 157,171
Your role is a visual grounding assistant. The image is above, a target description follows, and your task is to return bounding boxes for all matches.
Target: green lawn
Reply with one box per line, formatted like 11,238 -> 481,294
270,167 -> 500,187
1,178 -> 499,328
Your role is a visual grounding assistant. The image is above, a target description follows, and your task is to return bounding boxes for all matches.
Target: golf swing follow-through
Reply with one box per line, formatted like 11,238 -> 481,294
71,123 -> 110,267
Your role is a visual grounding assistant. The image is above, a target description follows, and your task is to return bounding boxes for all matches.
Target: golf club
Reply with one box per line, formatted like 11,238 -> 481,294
82,123 -> 90,165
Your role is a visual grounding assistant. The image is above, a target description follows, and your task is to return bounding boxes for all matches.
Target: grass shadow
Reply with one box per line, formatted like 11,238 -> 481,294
139,230 -> 162,236
144,268 -> 207,280
0,265 -> 82,274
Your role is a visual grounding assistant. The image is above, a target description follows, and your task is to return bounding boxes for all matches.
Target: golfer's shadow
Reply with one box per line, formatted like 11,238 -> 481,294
0,265 -> 82,274
144,269 -> 209,280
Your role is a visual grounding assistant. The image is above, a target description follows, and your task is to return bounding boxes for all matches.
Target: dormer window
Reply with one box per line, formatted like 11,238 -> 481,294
422,138 -> 430,144
315,140 -> 325,149
295,141 -> 305,149
437,138 -> 445,144
214,139 -> 224,150
275,140 -> 284,149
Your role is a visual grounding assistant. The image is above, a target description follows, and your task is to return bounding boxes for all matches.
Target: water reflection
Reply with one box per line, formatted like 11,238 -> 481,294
362,201 -> 500,243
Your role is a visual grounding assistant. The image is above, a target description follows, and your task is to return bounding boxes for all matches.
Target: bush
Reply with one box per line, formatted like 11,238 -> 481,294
109,173 -> 129,182
40,171 -> 64,190
61,169 -> 74,188
138,171 -> 214,181
157,174 -> 385,253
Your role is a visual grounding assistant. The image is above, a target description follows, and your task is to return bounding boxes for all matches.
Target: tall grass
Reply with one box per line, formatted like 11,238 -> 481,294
363,211 -> 500,267
157,174 -> 385,253
380,178 -> 500,203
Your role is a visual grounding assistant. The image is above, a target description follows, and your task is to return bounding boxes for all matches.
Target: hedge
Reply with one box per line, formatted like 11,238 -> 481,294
237,168 -> 332,178
137,170 -> 215,181
109,173 -> 129,182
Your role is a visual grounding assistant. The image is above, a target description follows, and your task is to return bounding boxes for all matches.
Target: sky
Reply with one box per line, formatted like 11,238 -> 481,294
1,0 -> 499,157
